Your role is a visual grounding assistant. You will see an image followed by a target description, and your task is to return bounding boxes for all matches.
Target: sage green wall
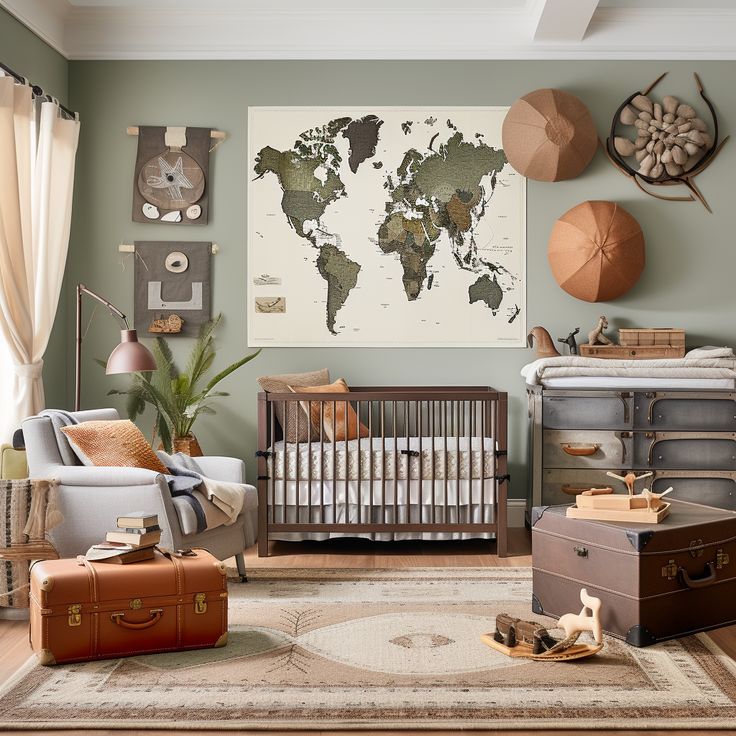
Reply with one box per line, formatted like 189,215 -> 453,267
0,7 -> 69,409
66,60 -> 736,494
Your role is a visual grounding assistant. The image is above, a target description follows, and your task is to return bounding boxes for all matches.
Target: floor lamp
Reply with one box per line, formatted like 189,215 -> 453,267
75,283 -> 156,411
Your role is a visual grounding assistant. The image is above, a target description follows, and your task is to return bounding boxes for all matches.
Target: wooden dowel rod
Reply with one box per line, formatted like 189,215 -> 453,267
126,126 -> 226,139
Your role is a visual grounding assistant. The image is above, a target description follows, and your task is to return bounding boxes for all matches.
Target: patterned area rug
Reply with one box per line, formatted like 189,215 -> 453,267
1,567 -> 736,730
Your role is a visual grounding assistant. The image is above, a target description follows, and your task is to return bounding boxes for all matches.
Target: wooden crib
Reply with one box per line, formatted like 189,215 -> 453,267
256,386 -> 509,557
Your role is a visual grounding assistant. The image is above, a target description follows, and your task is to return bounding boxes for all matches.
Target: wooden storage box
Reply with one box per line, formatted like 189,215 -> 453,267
619,328 -> 685,348
579,344 -> 685,359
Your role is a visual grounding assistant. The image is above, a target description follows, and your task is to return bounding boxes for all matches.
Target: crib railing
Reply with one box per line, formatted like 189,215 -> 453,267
256,386 -> 508,557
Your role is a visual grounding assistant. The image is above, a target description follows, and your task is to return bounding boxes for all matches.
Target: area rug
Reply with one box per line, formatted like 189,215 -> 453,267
1,567 -> 735,730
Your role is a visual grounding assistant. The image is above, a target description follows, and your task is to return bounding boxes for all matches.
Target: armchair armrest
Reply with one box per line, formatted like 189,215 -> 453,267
49,465 -> 164,487
195,456 -> 245,484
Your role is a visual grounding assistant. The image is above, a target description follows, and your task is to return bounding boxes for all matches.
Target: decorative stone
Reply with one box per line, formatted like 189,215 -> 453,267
614,137 -> 636,157
631,95 -> 653,113
662,95 -> 679,114
186,204 -> 202,220
142,203 -> 160,220
676,104 -> 696,119
161,210 -> 182,222
665,161 -> 684,177
620,105 -> 638,125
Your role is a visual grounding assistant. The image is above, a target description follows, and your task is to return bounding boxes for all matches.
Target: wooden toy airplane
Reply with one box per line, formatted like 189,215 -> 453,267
566,471 -> 673,523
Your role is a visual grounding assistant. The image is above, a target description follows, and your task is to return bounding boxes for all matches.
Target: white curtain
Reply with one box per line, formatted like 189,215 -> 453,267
0,75 -> 80,442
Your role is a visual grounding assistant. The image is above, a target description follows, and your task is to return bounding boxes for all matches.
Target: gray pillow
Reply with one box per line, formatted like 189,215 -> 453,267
257,368 -> 329,443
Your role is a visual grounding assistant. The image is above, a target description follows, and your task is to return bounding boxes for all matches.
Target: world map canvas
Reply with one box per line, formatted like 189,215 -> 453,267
247,107 -> 526,347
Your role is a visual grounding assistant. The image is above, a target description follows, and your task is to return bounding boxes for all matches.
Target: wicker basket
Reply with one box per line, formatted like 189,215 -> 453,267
618,328 -> 685,348
172,434 -> 204,457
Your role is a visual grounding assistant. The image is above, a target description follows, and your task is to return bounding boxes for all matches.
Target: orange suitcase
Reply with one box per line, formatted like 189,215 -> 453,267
30,549 -> 228,665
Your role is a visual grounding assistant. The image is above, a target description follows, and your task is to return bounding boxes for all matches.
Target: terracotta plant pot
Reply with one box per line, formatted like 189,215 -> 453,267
171,435 -> 203,457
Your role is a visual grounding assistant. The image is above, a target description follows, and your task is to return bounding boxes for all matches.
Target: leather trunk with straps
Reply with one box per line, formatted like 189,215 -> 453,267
29,548 -> 228,665
532,499 -> 736,647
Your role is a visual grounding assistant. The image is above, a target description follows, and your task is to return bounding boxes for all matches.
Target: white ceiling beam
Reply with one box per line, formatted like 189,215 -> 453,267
533,0 -> 600,42
0,0 -> 71,57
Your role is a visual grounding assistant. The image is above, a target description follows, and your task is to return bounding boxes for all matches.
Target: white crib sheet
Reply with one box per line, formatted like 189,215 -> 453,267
268,436 -> 496,481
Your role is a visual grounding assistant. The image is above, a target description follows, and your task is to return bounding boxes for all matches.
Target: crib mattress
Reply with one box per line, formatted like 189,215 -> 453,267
269,436 -> 496,481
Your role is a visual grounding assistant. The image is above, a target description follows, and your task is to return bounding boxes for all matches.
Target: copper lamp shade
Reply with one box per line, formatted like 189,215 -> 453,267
502,89 -> 598,182
547,200 -> 645,303
106,330 -> 157,375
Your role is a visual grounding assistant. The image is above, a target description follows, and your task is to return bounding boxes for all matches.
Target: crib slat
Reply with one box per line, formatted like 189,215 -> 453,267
357,400 -> 362,525
417,400 -> 422,526
307,400 -> 312,524
431,400 -> 436,525
282,400 -> 287,525
369,400 -> 374,526
380,402 -> 386,524
393,400 -> 398,529
320,401 -> 325,524
443,400 -> 448,525
333,401 -> 337,527
345,399 -> 349,526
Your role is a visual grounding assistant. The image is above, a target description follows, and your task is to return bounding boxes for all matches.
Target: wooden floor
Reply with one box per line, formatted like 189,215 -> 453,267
1,529 -> 735,735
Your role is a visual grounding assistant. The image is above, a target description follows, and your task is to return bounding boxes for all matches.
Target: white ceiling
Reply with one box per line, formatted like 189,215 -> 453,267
2,0 -> 736,60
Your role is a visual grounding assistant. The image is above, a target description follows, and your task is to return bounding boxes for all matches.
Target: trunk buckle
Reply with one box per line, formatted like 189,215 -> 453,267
661,560 -> 678,580
716,549 -> 730,570
194,592 -> 207,615
68,603 -> 82,627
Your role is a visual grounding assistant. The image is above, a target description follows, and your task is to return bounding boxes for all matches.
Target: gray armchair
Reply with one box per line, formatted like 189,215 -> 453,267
22,408 -> 257,580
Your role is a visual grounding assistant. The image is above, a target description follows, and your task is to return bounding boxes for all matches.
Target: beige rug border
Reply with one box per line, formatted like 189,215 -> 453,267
1,567 -> 734,731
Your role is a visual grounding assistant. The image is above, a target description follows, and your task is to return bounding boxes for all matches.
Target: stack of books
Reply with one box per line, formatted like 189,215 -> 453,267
85,512 -> 162,564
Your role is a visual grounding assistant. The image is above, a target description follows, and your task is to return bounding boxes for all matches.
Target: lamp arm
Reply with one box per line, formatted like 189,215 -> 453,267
76,283 -> 130,411
77,283 -> 130,329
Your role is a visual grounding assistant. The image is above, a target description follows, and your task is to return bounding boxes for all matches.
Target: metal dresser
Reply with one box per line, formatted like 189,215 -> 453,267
527,385 -> 736,516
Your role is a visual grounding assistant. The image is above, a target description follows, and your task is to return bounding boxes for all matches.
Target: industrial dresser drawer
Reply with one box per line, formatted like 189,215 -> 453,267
543,391 -> 632,430
542,430 -> 632,469
541,468 -> 736,510
633,431 -> 736,470
634,391 -> 736,431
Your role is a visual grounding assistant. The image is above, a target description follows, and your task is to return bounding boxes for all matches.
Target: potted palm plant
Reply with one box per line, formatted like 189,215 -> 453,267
109,316 -> 260,454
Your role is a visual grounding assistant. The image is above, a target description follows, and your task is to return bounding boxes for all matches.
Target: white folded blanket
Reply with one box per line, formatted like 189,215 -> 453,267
522,347 -> 736,386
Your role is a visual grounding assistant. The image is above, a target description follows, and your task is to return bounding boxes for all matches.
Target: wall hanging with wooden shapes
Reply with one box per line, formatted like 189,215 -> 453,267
131,126 -> 215,224
134,241 -> 211,337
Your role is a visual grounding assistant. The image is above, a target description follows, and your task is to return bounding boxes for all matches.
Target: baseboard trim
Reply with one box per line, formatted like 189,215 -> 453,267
507,499 -> 527,528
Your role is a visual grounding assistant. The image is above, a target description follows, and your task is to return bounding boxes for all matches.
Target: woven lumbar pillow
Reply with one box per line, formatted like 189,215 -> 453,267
257,368 -> 330,443
60,420 -> 168,473
289,378 -> 369,442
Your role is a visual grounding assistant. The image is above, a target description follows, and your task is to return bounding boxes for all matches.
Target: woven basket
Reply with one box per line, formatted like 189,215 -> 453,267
172,435 -> 203,457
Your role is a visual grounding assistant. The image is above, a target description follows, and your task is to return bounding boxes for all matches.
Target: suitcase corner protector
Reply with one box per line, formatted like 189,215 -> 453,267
214,632 -> 228,648
626,529 -> 655,552
39,576 -> 54,592
36,649 -> 57,666
531,506 -> 549,527
626,625 -> 657,648
531,594 -> 544,615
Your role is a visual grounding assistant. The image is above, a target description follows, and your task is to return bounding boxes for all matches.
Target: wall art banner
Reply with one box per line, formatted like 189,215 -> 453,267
247,107 -> 526,347
134,241 -> 211,337
132,126 -> 210,224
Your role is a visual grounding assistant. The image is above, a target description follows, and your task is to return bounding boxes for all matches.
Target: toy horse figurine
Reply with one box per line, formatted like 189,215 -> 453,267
481,588 -> 604,661
558,327 -> 580,355
527,326 -> 561,359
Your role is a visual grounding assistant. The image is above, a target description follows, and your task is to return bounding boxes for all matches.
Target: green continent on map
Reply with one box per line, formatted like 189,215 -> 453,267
253,146 -> 346,237
342,115 -> 383,174
316,244 -> 361,335
468,274 -> 503,313
378,131 -> 507,302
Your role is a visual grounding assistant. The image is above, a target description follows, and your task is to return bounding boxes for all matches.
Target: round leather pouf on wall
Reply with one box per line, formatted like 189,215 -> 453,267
547,200 -> 645,303
502,89 -> 598,182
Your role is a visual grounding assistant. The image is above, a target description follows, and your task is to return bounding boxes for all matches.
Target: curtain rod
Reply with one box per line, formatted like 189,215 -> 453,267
0,60 -> 77,119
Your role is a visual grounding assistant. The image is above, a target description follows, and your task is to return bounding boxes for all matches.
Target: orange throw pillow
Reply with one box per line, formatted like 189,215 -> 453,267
60,420 -> 168,473
289,379 -> 369,442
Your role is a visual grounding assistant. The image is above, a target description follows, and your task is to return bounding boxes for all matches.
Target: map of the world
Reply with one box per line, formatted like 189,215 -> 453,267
247,107 -> 525,347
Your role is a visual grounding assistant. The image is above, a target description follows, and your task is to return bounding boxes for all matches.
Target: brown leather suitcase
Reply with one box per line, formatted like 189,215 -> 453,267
30,549 -> 228,665
532,499 -> 736,647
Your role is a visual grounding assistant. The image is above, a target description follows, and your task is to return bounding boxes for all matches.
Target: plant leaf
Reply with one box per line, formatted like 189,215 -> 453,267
204,348 -> 261,393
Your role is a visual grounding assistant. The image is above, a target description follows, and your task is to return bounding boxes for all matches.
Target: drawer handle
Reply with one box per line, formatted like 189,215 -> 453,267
561,443 -> 600,456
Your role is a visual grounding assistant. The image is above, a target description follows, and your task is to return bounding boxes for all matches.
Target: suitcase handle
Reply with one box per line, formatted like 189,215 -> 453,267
679,562 -> 717,589
560,443 -> 600,456
111,608 -> 164,630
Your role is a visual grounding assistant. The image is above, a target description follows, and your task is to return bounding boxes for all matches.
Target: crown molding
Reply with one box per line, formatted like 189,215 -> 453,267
3,0 -> 736,61
0,0 -> 71,57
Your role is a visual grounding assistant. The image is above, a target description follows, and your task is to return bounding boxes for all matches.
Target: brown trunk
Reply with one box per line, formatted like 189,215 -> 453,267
172,434 -> 203,456
29,549 -> 228,665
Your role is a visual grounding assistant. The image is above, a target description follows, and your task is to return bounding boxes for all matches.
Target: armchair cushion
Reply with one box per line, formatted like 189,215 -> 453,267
61,420 -> 168,474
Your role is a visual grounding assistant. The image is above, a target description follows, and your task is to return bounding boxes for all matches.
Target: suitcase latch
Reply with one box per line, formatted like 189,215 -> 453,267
573,546 -> 588,558
194,592 -> 207,615
689,539 -> 704,558
68,603 -> 82,627
662,560 -> 678,580
717,549 -> 730,570
129,598 -> 142,610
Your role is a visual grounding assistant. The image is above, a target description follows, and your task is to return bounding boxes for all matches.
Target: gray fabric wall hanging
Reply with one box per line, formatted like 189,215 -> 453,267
134,241 -> 212,337
132,126 -> 211,224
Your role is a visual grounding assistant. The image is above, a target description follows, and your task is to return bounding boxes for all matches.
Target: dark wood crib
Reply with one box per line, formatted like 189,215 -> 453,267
256,386 -> 509,557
